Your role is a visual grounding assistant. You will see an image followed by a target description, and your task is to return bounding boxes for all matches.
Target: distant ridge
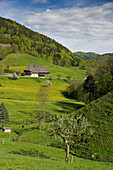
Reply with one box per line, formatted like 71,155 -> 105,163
74,51 -> 113,61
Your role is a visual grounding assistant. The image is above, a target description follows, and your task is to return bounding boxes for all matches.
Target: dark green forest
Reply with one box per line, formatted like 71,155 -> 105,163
0,16 -> 85,67
65,55 -> 113,103
74,51 -> 113,61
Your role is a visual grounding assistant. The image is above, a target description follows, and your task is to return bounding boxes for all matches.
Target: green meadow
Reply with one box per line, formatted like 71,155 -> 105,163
0,137 -> 112,170
0,53 -> 112,169
0,52 -> 86,79
0,76 -> 84,122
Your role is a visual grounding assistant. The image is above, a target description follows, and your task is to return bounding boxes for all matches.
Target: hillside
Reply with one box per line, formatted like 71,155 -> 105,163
74,51 -> 113,61
0,75 -> 112,168
0,16 -> 113,169
0,16 -> 84,67
0,138 -> 110,169
74,51 -> 99,60
0,52 -> 87,79
74,91 -> 113,162
0,75 -> 112,164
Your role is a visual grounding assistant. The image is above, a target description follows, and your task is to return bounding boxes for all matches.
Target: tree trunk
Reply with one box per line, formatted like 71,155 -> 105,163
65,143 -> 69,162
43,100 -> 45,121
39,119 -> 41,131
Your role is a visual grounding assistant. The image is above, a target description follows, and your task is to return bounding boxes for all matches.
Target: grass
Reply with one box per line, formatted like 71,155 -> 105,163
0,76 -> 84,123
0,53 -> 112,169
0,52 -> 87,79
0,137 -> 112,170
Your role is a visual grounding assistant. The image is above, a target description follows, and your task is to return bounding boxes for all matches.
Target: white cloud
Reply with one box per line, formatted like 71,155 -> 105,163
31,0 -> 47,4
0,0 -> 22,20
0,1 -> 113,54
20,3 -> 113,53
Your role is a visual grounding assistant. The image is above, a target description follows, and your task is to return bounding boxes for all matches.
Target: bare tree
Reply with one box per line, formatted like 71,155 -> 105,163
37,86 -> 49,121
33,110 -> 43,131
49,114 -> 94,162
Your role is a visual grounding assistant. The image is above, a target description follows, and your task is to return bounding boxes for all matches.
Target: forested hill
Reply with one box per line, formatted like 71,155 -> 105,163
0,16 -> 83,67
74,51 -> 113,61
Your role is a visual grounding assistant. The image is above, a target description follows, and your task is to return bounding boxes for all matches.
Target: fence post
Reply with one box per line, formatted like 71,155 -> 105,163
71,155 -> 73,163
109,162 -> 111,168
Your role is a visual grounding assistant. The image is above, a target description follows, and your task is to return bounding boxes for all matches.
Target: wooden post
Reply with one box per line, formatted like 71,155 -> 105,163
3,138 -> 4,144
109,162 -> 111,168
71,155 -> 73,163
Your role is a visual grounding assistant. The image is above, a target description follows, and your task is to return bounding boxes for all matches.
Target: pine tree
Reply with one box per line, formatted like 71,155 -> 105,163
0,102 -> 9,128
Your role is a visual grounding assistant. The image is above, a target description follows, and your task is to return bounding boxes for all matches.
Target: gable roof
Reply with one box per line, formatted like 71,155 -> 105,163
24,65 -> 50,73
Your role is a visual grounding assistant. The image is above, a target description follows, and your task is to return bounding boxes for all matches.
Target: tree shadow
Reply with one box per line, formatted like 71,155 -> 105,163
54,101 -> 84,114
9,149 -> 50,159
14,126 -> 39,136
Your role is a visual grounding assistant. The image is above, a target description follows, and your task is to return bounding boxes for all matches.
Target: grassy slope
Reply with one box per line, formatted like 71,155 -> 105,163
75,91 -> 113,161
0,53 -> 112,168
0,137 -> 111,170
0,77 -> 84,123
0,52 -> 86,79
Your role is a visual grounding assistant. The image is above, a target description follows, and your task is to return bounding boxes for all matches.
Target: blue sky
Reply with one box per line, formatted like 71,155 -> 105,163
0,0 -> 113,54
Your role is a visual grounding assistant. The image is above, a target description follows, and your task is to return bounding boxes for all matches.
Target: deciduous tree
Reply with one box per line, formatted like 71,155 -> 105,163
37,86 -> 49,121
49,114 -> 94,162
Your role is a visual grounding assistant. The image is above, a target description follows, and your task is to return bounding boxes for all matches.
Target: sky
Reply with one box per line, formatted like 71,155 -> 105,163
0,0 -> 113,54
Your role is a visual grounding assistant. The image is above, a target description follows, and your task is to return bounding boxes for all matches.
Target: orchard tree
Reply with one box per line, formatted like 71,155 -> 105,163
49,114 -> 94,162
37,86 -> 49,121
33,110 -> 43,131
0,102 -> 9,128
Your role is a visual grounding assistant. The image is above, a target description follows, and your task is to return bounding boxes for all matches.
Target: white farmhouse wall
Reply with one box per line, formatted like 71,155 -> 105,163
31,74 -> 39,77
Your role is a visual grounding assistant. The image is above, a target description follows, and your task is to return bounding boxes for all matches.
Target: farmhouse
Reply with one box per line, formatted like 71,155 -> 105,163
24,65 -> 50,77
2,127 -> 11,133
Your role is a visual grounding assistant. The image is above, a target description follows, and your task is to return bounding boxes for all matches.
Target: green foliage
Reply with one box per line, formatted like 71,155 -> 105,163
50,114 -> 93,143
0,16 -> 84,67
49,114 -> 94,162
9,73 -> 19,80
0,102 -> 9,127
74,52 -> 99,60
57,74 -> 61,80
65,55 -> 113,103
74,91 -> 113,162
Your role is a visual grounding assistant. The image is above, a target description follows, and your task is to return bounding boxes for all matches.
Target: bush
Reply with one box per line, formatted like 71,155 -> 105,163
9,73 -> 19,80
21,72 -> 25,76
4,69 -> 16,73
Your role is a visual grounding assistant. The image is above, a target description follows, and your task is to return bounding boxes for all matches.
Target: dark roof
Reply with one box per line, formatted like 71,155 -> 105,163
24,65 -> 50,73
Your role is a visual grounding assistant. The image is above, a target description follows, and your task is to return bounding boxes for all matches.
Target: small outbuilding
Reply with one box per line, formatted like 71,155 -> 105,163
24,65 -> 50,77
2,127 -> 11,133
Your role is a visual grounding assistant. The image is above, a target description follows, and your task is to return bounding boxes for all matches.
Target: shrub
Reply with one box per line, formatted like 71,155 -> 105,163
9,73 -> 19,80
21,72 -> 25,76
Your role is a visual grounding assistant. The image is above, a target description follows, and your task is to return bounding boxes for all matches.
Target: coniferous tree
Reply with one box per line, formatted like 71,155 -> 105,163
0,102 -> 9,128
